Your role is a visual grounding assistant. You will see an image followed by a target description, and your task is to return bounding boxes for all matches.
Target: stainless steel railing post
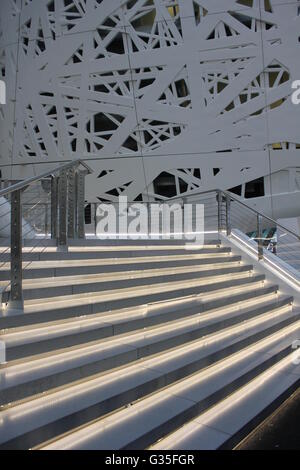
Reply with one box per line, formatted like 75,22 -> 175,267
67,166 -> 77,239
257,214 -> 264,260
0,160 -> 92,312
44,202 -> 49,237
51,176 -> 58,240
57,169 -> 68,250
217,190 -> 222,234
9,189 -> 24,311
226,194 -> 231,236
94,203 -> 97,237
76,170 -> 86,239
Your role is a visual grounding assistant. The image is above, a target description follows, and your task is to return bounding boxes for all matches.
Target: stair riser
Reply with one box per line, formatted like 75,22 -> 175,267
0,301 -> 294,407
123,347 -> 292,451
0,276 -> 265,329
219,380 -> 300,451
187,285 -> 277,313
0,344 -> 294,451
0,288 -> 279,393
0,247 -> 231,263
21,240 -> 221,248
0,287 -> 280,395
110,292 -> 285,338
0,231 -> 298,453
3,283 -> 258,336
20,265 -> 252,301
0,256 -> 242,281
4,296 -> 291,362
123,306 -> 295,365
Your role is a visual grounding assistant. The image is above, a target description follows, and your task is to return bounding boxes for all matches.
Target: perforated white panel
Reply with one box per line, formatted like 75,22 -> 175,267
1,0 -> 300,214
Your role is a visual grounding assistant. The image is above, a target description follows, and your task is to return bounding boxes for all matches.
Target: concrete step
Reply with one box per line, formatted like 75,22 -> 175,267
149,350 -> 300,450
0,306 -> 300,449
39,339 -> 300,451
0,293 -> 289,404
0,255 -> 242,281
0,245 -> 231,262
1,287 -> 289,361
0,302 -> 298,450
0,273 -> 266,329
0,235 -> 297,451
19,239 -> 221,248
0,289 -> 289,404
5,264 -> 253,301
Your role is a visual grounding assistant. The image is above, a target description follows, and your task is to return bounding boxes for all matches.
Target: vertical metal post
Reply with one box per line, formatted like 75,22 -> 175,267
76,170 -> 86,239
94,203 -> 97,236
226,194 -> 231,236
257,214 -> 264,260
9,189 -> 24,311
147,201 -> 151,239
67,167 -> 76,239
44,203 -> 49,237
51,176 -> 58,240
57,169 -> 68,249
182,197 -> 187,240
182,199 -> 185,240
217,191 -> 222,234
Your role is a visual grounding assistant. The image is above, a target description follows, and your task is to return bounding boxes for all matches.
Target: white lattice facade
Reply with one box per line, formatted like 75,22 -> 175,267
1,0 -> 300,217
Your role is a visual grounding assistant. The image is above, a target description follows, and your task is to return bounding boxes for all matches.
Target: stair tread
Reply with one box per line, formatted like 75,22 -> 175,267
21,239 -> 221,247
0,234 -> 298,450
0,274 -> 264,320
1,285 -> 279,334
20,273 -> 263,310
35,328 -> 300,450
12,263 -> 248,290
0,243 -> 222,254
1,292 -> 290,348
0,294 -> 293,389
0,254 -> 239,272
0,246 -> 231,263
1,309 -> 300,448
150,351 -> 300,450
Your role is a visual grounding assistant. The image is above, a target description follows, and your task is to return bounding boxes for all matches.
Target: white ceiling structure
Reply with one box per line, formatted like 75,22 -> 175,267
1,0 -> 300,215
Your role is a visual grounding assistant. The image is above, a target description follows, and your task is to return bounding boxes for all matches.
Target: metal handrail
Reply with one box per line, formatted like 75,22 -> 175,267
0,158 -> 93,311
221,190 -> 300,241
170,188 -> 300,242
0,159 -> 93,198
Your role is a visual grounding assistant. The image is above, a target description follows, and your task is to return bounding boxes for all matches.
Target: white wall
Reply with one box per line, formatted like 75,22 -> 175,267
0,0 -> 300,218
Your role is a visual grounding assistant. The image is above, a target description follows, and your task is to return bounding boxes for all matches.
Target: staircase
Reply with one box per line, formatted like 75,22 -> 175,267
0,237 -> 300,450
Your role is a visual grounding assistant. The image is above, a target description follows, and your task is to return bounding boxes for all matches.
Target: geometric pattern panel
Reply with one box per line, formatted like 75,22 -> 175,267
0,0 -> 300,213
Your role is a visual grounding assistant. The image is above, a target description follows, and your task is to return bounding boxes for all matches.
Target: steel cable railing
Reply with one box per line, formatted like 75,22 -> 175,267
171,189 -> 300,276
0,159 -> 93,311
91,190 -> 300,277
1,172 -> 300,312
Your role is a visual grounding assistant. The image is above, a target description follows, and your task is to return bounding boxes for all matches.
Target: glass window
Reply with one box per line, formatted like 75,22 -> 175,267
229,185 -> 242,196
245,177 -> 265,198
